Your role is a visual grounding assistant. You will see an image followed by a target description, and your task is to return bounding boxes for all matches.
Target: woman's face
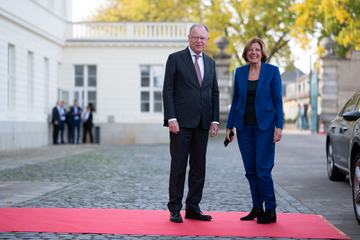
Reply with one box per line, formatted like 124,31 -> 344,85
247,42 -> 262,64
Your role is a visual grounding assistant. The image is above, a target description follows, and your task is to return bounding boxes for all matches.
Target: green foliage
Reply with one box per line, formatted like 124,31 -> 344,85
89,0 -> 202,22
291,0 -> 360,57
202,0 -> 296,69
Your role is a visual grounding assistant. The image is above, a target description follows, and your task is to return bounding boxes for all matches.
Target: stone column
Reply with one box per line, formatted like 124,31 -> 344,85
318,37 -> 340,128
213,37 -> 231,129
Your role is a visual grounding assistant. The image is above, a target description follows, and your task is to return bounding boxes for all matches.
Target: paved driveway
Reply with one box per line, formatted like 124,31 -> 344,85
0,131 -> 358,239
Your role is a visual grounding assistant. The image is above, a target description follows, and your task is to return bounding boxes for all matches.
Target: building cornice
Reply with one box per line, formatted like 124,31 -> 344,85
0,6 -> 66,46
65,40 -> 188,48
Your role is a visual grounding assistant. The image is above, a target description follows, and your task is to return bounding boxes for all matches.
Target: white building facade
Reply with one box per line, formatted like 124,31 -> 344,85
0,0 -> 191,151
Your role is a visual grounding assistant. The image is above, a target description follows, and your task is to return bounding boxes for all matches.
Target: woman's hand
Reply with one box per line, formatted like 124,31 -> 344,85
273,128 -> 282,143
226,128 -> 234,143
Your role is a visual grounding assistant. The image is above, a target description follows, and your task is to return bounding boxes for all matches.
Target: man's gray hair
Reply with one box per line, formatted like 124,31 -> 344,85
189,23 -> 209,35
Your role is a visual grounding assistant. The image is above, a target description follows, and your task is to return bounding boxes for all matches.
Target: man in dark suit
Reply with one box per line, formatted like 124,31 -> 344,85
59,101 -> 66,144
70,100 -> 82,144
51,101 -> 61,144
65,108 -> 73,143
162,23 -> 220,223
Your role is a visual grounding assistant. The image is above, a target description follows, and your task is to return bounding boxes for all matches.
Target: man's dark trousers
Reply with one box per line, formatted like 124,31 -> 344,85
53,124 -> 59,144
72,120 -> 81,143
168,121 -> 209,212
59,121 -> 65,143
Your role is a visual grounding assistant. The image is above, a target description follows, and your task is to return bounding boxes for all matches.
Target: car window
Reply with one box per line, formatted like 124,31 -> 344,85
340,94 -> 360,116
355,95 -> 360,112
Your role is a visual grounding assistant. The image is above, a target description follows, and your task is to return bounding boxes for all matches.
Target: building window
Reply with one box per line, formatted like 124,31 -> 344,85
140,65 -> 163,113
8,44 -> 15,110
75,65 -> 84,86
74,65 -> 97,111
28,52 -> 34,111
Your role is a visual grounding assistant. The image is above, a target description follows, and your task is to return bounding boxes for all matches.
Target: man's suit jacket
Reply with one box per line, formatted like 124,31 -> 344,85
163,48 -> 219,130
70,106 -> 82,122
226,62 -> 283,131
52,106 -> 61,125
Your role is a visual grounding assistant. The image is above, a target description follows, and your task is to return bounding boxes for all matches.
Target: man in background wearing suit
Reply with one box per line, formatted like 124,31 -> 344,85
58,101 -> 66,144
51,101 -> 61,144
162,23 -> 220,223
70,100 -> 82,144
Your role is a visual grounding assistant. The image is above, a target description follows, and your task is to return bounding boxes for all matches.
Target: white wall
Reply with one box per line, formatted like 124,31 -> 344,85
0,0 -> 69,150
62,43 -> 187,125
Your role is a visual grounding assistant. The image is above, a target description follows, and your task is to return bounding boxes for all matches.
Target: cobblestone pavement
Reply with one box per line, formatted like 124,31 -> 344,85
0,133 -> 339,240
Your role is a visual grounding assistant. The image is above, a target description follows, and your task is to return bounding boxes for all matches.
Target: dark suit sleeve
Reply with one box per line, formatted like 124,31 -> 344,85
162,54 -> 177,126
89,112 -> 93,127
52,107 -> 60,124
226,70 -> 240,129
271,67 -> 283,129
211,60 -> 220,123
51,107 -> 56,124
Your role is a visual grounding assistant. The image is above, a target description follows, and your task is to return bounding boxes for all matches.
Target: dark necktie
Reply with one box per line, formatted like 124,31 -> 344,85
194,55 -> 202,87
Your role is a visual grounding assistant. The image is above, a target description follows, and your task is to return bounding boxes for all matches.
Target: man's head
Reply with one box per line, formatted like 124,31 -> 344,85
56,100 -> 61,106
188,23 -> 209,55
74,100 -> 78,106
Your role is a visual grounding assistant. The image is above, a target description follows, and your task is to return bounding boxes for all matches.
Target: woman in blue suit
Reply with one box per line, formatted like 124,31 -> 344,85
226,37 -> 283,224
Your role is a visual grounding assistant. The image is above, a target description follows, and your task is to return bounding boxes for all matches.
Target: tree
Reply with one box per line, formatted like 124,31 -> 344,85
90,0 -> 201,22
203,0 -> 297,69
290,0 -> 360,57
90,0 -> 299,70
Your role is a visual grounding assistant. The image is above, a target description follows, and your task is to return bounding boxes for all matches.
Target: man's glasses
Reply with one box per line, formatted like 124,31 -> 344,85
190,35 -> 208,41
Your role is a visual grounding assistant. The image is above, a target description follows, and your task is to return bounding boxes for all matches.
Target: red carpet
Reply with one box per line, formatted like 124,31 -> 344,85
0,208 -> 349,239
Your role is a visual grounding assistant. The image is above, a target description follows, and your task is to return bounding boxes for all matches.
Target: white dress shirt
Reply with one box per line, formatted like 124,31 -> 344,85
84,111 -> 90,120
188,46 -> 204,81
73,106 -> 79,120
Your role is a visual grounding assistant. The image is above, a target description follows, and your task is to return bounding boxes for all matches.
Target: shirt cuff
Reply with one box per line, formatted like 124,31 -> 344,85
212,121 -> 219,125
168,118 -> 177,123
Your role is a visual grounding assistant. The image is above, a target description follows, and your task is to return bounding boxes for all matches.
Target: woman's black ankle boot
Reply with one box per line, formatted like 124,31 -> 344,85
240,206 -> 264,221
257,209 -> 276,224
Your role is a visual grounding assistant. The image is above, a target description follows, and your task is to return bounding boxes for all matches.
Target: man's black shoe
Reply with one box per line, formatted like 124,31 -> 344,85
170,211 -> 183,223
185,211 -> 212,221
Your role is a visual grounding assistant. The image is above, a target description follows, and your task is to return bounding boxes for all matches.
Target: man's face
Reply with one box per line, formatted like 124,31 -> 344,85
74,101 -> 78,106
188,26 -> 209,55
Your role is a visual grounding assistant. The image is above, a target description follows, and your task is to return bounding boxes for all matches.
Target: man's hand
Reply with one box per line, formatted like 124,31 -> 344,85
273,128 -> 282,143
54,121 -> 58,125
210,123 -> 219,137
169,120 -> 180,134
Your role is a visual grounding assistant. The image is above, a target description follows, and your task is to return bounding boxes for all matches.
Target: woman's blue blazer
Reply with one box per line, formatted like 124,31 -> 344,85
226,62 -> 283,131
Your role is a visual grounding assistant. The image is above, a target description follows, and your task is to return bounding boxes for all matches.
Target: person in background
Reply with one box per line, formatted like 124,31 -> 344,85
70,100 -> 82,144
307,103 -> 312,131
59,101 -> 66,144
51,101 -> 61,144
66,107 -> 73,144
298,102 -> 307,130
82,105 -> 93,143
225,37 -> 283,224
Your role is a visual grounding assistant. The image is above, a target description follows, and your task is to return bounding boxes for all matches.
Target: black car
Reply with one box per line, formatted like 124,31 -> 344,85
326,90 -> 360,224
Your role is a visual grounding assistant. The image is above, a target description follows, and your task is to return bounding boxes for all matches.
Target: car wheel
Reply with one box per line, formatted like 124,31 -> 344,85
352,151 -> 360,224
327,142 -> 346,181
